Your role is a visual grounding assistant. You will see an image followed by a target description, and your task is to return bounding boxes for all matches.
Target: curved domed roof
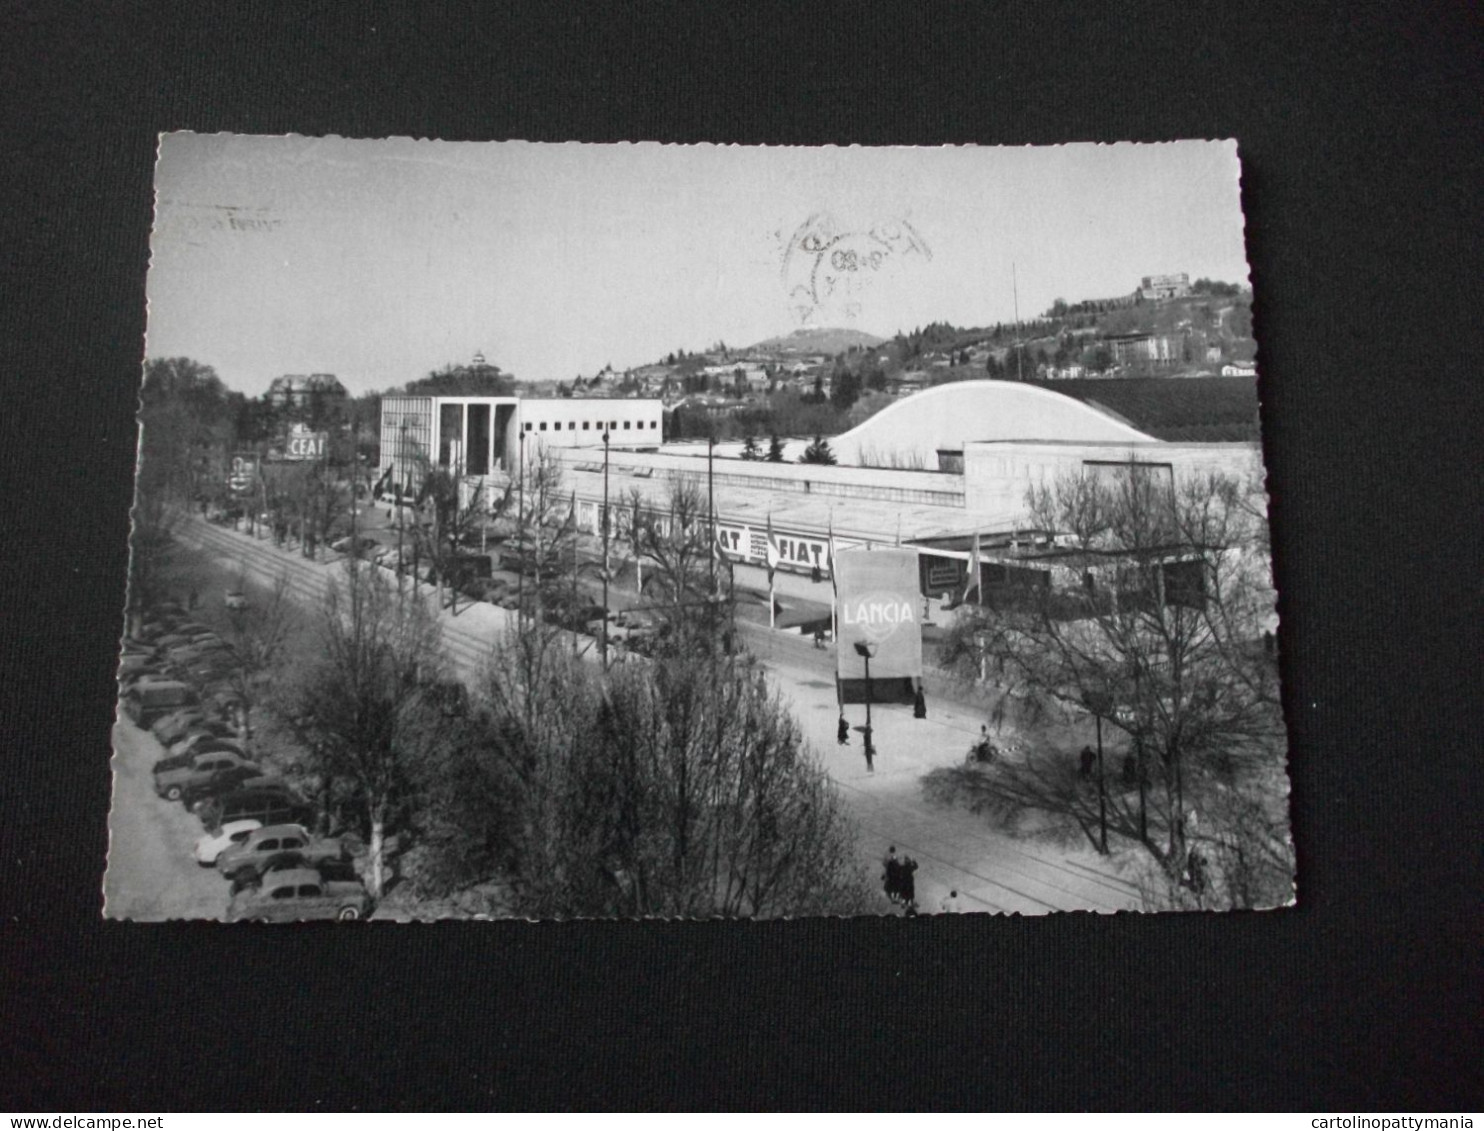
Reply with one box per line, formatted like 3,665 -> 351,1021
833,377 -> 1259,466
832,380 -> 1154,467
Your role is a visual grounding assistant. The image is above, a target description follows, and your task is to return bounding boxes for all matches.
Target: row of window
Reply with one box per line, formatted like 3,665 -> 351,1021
523,419 -> 659,433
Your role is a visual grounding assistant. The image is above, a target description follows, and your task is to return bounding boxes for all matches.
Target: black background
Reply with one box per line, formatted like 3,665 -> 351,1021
1,0 -> 1479,1112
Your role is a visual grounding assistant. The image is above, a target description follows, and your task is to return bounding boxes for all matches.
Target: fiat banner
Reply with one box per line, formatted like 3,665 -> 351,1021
834,548 -> 922,683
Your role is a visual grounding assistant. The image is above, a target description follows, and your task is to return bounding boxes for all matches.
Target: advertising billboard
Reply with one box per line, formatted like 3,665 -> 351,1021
281,423 -> 328,461
227,454 -> 258,495
835,549 -> 922,691
714,521 -> 857,576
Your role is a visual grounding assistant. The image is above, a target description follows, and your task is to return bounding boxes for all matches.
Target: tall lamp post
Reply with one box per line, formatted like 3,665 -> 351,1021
1083,690 -> 1112,854
854,640 -> 877,772
517,430 -> 526,632
601,428 -> 610,668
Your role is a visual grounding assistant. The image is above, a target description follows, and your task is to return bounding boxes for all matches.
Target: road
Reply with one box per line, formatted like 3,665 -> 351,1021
170,516 -> 1143,915
103,717 -> 231,920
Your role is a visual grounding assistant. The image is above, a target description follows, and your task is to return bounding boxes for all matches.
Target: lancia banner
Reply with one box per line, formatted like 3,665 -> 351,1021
835,548 -> 922,686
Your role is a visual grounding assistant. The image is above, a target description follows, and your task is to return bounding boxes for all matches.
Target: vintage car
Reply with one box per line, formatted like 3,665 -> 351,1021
122,681 -> 199,729
153,749 -> 259,802
226,867 -> 371,923
193,819 -> 264,866
215,823 -> 345,882
198,788 -> 314,833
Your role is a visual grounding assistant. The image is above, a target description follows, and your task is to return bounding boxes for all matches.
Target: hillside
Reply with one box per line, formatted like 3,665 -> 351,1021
747,327 -> 885,355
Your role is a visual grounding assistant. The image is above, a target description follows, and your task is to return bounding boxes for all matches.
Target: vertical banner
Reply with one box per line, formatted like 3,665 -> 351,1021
835,548 -> 923,684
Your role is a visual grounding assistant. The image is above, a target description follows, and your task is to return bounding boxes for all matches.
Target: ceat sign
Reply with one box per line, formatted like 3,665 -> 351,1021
283,424 -> 328,461
835,548 -> 923,681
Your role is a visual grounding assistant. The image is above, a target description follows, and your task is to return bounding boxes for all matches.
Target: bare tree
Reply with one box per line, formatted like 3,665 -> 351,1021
633,476 -> 732,655
936,459 -> 1291,907
218,572 -> 301,747
463,636 -> 873,918
277,561 -> 452,899
409,466 -> 503,612
506,450 -> 581,641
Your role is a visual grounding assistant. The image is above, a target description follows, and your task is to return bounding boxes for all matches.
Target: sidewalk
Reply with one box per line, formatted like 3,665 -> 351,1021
182,516 -> 1142,915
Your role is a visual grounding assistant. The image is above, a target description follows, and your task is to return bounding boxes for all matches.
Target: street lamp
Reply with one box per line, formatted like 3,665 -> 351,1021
1083,690 -> 1112,854
854,640 -> 878,772
517,429 -> 526,631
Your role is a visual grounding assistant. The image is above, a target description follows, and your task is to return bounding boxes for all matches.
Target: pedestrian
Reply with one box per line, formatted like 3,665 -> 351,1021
913,685 -> 927,719
939,889 -> 961,914
813,628 -> 826,649
837,715 -> 850,746
863,725 -> 874,773
882,846 -> 900,903
1079,745 -> 1096,779
1122,752 -> 1139,788
900,856 -> 919,915
1186,847 -> 1208,895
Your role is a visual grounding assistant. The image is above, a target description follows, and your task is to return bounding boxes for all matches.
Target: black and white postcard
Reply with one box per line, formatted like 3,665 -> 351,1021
108,137 -> 1292,920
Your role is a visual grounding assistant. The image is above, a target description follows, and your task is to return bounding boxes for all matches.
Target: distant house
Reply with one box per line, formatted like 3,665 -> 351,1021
266,372 -> 347,407
266,373 -> 347,408
1138,273 -> 1191,302
1105,332 -> 1181,369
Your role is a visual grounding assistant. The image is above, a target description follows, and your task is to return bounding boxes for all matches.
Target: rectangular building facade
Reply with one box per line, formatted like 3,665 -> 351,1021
379,395 -> 663,492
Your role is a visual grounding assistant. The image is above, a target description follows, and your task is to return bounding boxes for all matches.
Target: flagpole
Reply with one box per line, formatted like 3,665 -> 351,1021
828,508 -> 838,644
766,512 -> 777,631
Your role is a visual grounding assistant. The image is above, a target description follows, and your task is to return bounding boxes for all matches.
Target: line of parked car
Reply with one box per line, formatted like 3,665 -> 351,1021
119,597 -> 374,922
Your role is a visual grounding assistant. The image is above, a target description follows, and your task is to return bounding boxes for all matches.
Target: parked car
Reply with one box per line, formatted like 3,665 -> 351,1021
180,766 -> 283,810
154,749 -> 261,802
122,681 -> 199,729
152,708 -> 213,747
228,853 -> 359,895
120,666 -> 172,696
226,867 -> 371,923
217,824 -> 347,883
153,738 -> 246,775
166,723 -> 240,758
199,788 -> 315,833
330,535 -> 380,558
193,819 -> 263,866
224,590 -> 248,611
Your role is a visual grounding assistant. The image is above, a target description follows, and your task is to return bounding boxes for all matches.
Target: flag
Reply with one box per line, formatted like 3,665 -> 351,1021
631,496 -> 644,594
827,514 -> 839,599
963,531 -> 982,604
828,513 -> 839,643
765,513 -> 780,588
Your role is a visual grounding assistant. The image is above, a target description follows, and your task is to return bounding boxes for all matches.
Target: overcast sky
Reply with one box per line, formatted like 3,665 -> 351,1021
145,135 -> 1250,396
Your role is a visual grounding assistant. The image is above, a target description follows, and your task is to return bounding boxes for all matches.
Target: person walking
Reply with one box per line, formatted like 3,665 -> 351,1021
939,889 -> 961,914
837,715 -> 850,746
1122,752 -> 1139,788
899,856 -> 919,915
1079,745 -> 1096,780
882,846 -> 901,904
913,685 -> 927,719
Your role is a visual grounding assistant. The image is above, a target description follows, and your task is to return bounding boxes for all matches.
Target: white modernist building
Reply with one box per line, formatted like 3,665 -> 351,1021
378,394 -> 664,490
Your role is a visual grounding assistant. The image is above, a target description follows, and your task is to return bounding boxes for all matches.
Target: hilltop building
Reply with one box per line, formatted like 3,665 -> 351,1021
1138,273 -> 1191,301
265,373 -> 347,408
